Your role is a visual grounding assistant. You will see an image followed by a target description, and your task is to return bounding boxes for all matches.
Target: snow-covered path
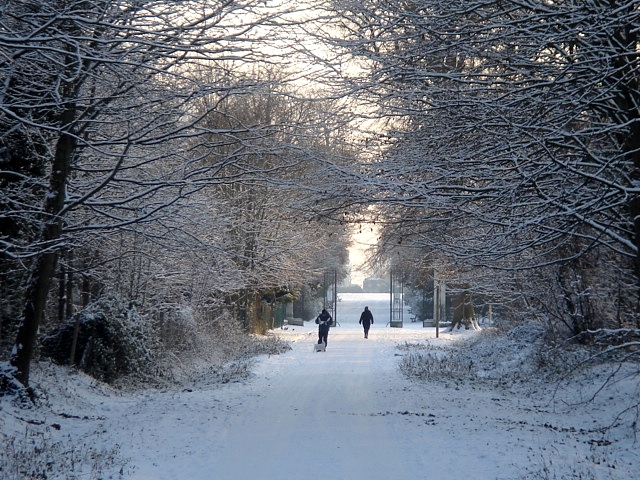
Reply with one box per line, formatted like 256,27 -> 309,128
209,326 -> 435,479
210,329 -> 417,478
123,322 -> 445,479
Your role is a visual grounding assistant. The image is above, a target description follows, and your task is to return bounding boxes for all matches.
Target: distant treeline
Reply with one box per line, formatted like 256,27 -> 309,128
339,278 -> 390,293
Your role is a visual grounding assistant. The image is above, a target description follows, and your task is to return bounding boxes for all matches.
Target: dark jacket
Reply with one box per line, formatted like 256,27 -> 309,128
316,311 -> 332,333
359,309 -> 374,327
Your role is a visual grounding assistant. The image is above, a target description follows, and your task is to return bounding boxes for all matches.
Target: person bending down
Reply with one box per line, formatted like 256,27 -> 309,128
315,308 -> 332,346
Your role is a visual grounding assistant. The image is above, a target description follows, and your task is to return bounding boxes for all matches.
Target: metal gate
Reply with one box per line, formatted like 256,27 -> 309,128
323,269 -> 337,326
433,269 -> 446,337
389,268 -> 403,328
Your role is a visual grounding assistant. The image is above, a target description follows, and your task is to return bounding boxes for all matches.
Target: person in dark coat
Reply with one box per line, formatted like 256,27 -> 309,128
359,306 -> 374,338
315,308 -> 332,346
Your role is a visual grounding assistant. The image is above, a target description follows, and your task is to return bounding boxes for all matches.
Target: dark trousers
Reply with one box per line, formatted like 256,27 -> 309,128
318,330 -> 328,345
363,324 -> 370,338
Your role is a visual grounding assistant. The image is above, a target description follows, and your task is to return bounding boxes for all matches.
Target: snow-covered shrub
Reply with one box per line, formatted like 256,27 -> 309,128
152,304 -> 198,352
39,298 -> 292,389
0,362 -> 26,400
41,295 -> 153,384
154,309 -> 290,387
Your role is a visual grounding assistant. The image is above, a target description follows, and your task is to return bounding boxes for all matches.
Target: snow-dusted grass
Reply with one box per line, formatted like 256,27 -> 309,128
3,425 -> 122,480
0,364 -> 129,479
399,322 -> 551,383
1,294 -> 638,479
398,322 -> 639,479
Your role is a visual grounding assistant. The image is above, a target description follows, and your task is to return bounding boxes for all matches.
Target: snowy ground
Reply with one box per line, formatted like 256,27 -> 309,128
1,293 -> 638,479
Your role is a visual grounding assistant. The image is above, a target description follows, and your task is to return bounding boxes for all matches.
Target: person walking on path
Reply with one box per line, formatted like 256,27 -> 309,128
359,306 -> 374,338
315,308 -> 332,347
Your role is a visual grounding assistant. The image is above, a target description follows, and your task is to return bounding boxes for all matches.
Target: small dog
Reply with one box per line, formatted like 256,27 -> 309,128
314,342 -> 326,352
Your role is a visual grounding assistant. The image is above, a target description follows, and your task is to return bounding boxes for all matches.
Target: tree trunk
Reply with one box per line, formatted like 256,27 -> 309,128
10,121 -> 75,386
58,263 -> 67,324
65,254 -> 73,319
613,21 -> 640,322
628,137 -> 640,324
450,291 -> 478,331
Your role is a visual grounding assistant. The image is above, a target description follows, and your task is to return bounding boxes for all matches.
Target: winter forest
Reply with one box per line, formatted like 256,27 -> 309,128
1,0 -> 640,476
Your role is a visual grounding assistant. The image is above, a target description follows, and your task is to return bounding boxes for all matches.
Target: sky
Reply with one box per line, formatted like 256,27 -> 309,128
2,293 -> 638,479
348,225 -> 378,286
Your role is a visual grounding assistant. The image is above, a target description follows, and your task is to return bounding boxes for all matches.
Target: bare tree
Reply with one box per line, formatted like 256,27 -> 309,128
322,0 -> 640,331
188,69 -> 352,329
0,0 -> 302,386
